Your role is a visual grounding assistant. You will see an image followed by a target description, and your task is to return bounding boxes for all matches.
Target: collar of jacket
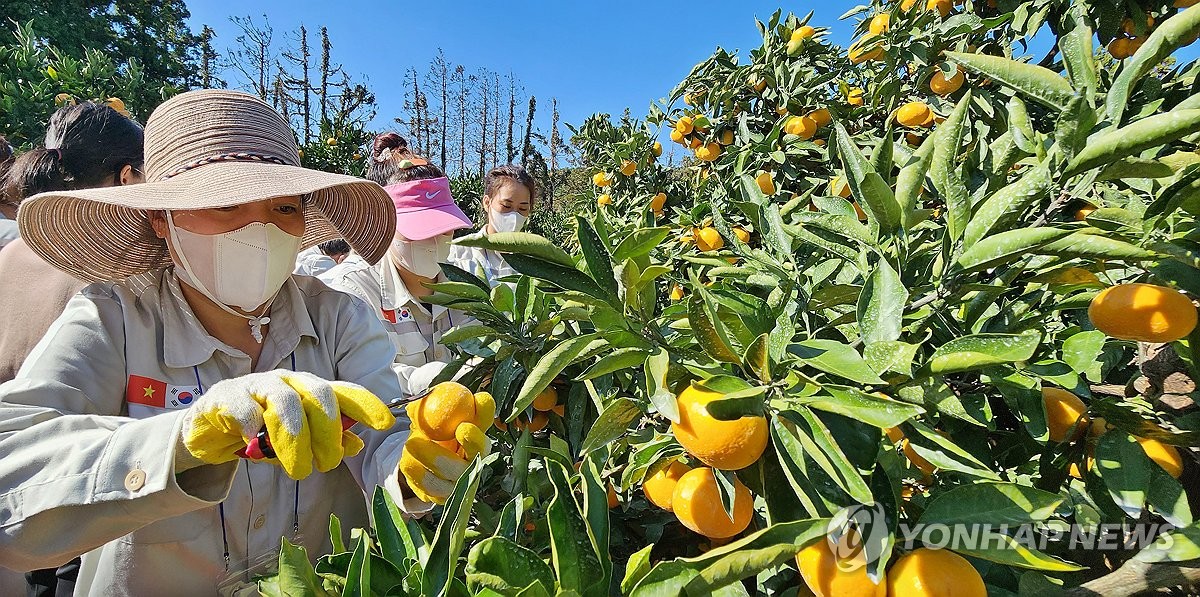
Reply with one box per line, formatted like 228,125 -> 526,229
158,269 -> 319,368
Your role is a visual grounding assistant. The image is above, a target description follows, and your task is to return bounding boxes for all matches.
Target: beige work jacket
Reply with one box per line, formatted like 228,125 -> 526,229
0,269 -> 417,596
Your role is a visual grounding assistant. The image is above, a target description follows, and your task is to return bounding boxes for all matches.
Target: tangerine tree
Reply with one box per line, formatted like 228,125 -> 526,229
267,2 -> 1200,595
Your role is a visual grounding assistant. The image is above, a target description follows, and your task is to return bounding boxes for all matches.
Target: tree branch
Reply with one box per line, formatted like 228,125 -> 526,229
1066,560 -> 1200,597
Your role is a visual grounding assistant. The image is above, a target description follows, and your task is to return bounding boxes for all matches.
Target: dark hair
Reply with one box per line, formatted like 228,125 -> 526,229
0,136 -> 14,209
318,239 -> 351,256
485,164 -> 537,203
2,102 -> 144,202
365,132 -> 445,185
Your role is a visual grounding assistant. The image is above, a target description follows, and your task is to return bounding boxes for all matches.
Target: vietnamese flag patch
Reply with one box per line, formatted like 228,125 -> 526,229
126,374 -> 167,408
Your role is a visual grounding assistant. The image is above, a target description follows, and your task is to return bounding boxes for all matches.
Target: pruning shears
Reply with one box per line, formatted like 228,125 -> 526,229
235,388 -> 434,460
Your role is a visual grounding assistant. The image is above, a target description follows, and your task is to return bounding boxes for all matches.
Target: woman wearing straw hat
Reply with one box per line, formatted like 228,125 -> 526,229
0,90 -> 462,595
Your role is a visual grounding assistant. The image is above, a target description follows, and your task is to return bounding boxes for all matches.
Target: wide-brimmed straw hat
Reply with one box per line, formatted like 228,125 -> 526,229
18,89 -> 396,283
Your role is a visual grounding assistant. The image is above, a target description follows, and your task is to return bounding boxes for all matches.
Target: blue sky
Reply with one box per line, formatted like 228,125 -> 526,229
186,1 -> 1200,154
186,1 -> 863,143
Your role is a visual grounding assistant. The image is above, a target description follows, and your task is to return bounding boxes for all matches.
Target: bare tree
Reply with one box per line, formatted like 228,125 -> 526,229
281,25 -> 312,143
330,72 -> 376,126
520,95 -> 536,168
549,97 -> 560,207
491,71 -> 502,169
476,68 -> 491,176
317,27 -> 344,127
399,67 -> 424,154
198,25 -> 224,88
452,65 -> 469,175
228,15 -> 275,99
419,90 -> 435,160
506,72 -> 517,163
428,50 -> 450,169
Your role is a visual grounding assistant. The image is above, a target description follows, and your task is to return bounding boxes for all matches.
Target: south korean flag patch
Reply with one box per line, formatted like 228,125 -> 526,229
167,384 -> 202,409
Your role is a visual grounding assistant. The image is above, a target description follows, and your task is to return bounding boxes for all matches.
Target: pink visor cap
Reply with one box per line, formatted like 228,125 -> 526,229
385,177 -> 473,240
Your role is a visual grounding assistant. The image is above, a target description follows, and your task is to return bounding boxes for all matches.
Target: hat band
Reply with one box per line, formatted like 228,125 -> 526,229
159,152 -> 290,180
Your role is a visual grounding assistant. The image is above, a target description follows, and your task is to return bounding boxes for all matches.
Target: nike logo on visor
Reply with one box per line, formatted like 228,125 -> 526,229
426,191 -> 442,200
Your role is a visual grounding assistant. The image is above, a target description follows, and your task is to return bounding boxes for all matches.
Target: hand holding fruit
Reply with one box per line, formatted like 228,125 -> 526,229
399,381 -> 496,504
181,370 -> 397,480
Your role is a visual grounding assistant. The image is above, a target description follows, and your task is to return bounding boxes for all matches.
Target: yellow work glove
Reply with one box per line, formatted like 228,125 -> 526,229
399,384 -> 495,504
181,370 -> 396,480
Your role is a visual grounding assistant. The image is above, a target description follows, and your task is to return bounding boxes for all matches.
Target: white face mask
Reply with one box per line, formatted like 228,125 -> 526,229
391,234 -> 452,278
490,208 -> 527,233
167,212 -> 302,313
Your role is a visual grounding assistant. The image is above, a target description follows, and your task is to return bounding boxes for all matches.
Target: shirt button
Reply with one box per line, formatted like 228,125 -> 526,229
253,514 -> 266,529
124,469 -> 146,491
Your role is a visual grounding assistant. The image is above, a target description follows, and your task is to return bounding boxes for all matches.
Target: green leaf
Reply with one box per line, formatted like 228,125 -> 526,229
894,129 -> 936,230
510,334 -> 599,420
1095,432 -> 1152,518
466,537 -> 555,596
834,122 -> 901,234
613,227 -> 671,262
1062,330 -> 1105,382
775,409 -> 873,504
576,216 -> 619,300
1107,5 -> 1200,123
372,487 -> 421,567
426,281 -> 491,302
1135,523 -> 1200,563
440,325 -> 495,346
630,561 -> 699,597
944,51 -> 1075,111
440,262 -> 491,293
960,166 -> 1055,250
265,539 -> 334,597
931,93 -> 974,241
863,340 -> 920,378
423,457 -> 486,597
329,513 -> 345,554
1054,96 -> 1098,163
744,333 -> 771,382
689,295 -> 742,364
577,348 -> 650,381
644,348 -> 677,422
621,544 -> 656,595
788,339 -> 886,385
454,231 -> 575,267
1060,4 -> 1097,97
680,520 -> 829,594
954,227 -> 1073,273
796,386 -> 924,429
344,532 -> 371,597
1148,469 -> 1193,528
955,532 -> 1085,571
858,258 -> 908,345
1036,233 -> 1157,261
705,391 -> 767,421
898,378 -> 989,426
1083,207 -> 1143,232
1097,157 -> 1177,181
505,254 -> 609,303
918,483 -> 1063,526
1065,109 -> 1200,177
494,495 -> 525,542
923,332 -> 1041,375
546,459 -> 606,595
902,421 -> 1000,479
580,398 -> 643,453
